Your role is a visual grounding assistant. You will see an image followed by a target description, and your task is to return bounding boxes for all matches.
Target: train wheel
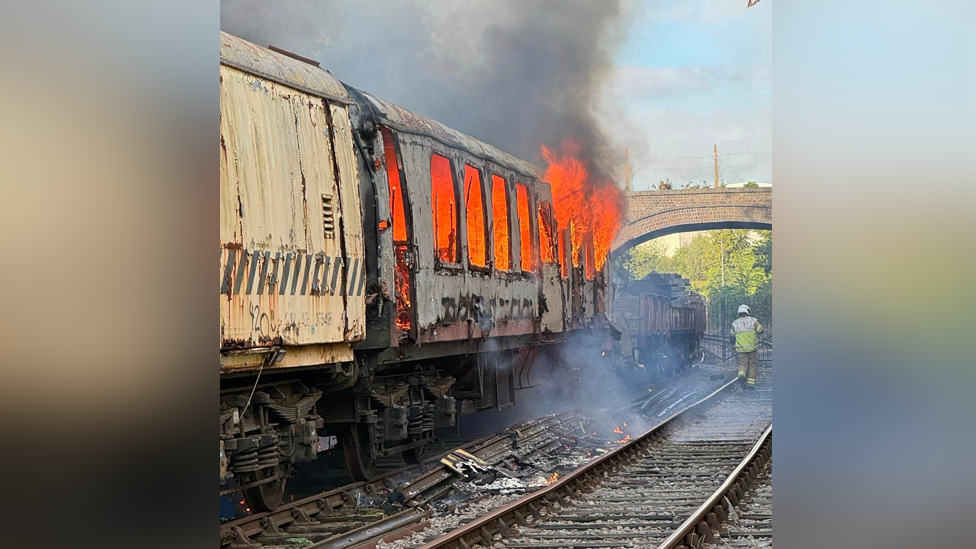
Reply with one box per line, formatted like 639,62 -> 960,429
401,439 -> 428,464
343,424 -> 376,481
241,467 -> 286,512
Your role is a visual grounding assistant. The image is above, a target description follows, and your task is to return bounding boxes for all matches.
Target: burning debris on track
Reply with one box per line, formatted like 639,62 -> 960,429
420,373 -> 773,549
382,367 -> 737,547
218,364 -> 742,548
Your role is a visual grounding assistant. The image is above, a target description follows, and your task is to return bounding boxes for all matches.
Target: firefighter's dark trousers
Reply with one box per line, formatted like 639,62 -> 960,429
737,351 -> 758,387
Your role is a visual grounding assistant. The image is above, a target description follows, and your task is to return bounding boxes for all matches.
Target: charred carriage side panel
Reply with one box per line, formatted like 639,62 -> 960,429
352,90 -> 559,346
346,92 -> 397,350
393,133 -> 540,342
536,183 -> 564,332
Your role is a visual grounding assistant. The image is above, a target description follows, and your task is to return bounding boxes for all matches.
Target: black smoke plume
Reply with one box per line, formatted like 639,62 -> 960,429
220,0 -> 628,179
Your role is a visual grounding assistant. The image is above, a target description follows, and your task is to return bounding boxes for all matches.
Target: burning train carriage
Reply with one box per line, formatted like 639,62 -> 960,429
348,87 -> 571,350
219,32 -> 612,512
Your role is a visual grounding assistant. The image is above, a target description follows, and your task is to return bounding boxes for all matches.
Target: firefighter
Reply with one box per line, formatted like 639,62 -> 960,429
730,304 -> 763,389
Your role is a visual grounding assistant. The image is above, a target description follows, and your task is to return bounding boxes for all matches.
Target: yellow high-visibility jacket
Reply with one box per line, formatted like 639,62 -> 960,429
731,316 -> 764,353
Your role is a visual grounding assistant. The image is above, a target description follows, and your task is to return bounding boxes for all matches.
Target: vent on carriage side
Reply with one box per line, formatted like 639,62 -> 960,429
322,194 -> 335,238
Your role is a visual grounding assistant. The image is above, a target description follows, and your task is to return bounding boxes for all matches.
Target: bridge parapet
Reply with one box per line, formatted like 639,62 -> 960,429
613,187 -> 772,253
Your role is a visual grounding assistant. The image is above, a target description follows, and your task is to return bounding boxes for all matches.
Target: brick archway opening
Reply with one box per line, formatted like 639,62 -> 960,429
612,220 -> 772,258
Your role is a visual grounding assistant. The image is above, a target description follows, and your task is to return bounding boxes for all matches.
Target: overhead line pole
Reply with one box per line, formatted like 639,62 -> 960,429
714,144 -> 719,188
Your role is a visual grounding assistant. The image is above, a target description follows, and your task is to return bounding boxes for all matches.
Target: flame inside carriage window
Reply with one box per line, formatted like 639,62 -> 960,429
464,165 -> 487,268
516,183 -> 533,272
538,201 -> 555,264
430,154 -> 458,263
491,175 -> 510,271
383,129 -> 407,243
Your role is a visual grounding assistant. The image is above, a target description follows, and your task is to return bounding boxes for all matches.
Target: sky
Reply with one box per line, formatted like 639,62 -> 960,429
604,0 -> 772,188
220,0 -> 772,190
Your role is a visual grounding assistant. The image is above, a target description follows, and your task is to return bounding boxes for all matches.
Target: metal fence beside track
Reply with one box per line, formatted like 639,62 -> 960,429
702,334 -> 772,366
703,292 -> 772,366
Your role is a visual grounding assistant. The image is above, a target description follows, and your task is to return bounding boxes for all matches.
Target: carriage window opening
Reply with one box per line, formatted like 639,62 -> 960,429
382,129 -> 407,242
430,154 -> 458,263
491,175 -> 510,271
515,183 -> 533,272
538,201 -> 555,264
383,128 -> 412,334
464,165 -> 487,268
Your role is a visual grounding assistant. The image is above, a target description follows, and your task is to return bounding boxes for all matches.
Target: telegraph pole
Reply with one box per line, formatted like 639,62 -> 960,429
713,145 -> 719,188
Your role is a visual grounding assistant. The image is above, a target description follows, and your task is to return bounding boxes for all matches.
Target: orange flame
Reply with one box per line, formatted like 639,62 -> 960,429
464,165 -> 487,267
546,472 -> 559,484
516,183 -> 533,271
431,154 -> 457,263
492,175 -> 511,270
613,427 -> 623,434
541,139 -> 623,271
616,434 -> 631,444
384,129 -> 412,335
394,258 -> 411,333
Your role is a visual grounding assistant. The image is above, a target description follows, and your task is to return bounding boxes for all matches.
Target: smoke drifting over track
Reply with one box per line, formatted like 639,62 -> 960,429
220,0 -> 628,180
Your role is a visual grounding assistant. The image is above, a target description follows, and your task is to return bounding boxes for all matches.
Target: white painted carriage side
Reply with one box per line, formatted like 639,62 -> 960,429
219,64 -> 364,354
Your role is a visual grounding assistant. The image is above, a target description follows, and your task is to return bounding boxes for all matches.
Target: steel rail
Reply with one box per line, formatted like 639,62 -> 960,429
219,412 -> 572,546
308,508 -> 430,549
220,370 -> 718,547
657,423 -> 772,549
221,367 -> 702,545
416,377 -> 740,549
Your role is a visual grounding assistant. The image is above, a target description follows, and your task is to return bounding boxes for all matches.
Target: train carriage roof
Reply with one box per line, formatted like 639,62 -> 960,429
219,32 -> 542,181
350,88 -> 543,180
220,31 -> 352,105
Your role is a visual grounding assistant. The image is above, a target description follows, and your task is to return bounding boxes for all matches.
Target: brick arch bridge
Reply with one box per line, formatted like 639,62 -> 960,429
612,187 -> 772,254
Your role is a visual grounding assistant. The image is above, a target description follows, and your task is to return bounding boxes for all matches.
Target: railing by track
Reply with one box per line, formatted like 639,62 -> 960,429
702,333 -> 772,366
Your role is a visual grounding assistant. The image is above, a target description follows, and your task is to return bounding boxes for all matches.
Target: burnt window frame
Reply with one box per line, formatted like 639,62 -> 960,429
489,172 -> 514,274
558,228 -> 571,280
380,127 -> 417,337
429,151 -> 463,271
584,235 -> 597,280
381,128 -> 412,246
463,162 -> 490,274
537,199 -> 557,266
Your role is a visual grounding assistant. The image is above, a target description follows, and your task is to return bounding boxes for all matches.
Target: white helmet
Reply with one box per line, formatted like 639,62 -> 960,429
738,304 -> 750,314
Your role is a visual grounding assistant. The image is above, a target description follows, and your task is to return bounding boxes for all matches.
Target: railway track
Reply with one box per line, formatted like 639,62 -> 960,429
716,454 -> 772,547
220,412 -> 576,548
219,366 -> 738,549
417,379 -> 771,549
